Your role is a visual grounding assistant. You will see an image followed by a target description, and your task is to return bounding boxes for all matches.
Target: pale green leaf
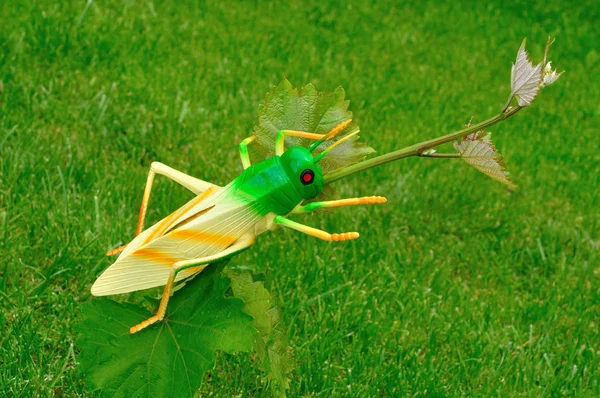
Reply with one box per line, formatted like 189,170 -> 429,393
540,37 -> 564,88
510,39 -> 543,106
454,129 -> 516,190
541,62 -> 563,87
229,271 -> 293,398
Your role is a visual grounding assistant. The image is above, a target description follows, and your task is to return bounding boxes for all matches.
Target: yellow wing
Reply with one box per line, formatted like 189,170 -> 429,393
91,184 -> 264,296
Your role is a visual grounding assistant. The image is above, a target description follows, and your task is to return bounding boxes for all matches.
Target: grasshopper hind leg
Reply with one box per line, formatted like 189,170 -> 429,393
129,235 -> 256,334
135,162 -> 216,236
106,162 -> 217,256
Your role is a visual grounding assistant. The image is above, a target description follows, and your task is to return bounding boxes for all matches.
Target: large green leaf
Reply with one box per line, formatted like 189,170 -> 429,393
252,80 -> 375,175
77,263 -> 254,398
228,271 -> 293,398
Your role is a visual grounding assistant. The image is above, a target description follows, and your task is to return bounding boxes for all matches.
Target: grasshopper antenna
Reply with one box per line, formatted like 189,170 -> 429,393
308,119 -> 352,153
314,129 -> 361,163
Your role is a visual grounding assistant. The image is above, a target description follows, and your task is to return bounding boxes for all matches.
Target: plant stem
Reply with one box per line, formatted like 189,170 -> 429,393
418,153 -> 461,158
324,106 -> 522,184
501,95 -> 514,113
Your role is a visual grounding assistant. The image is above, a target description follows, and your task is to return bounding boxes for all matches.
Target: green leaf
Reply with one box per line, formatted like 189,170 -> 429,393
77,263 -> 255,398
228,271 -> 294,398
253,79 -> 375,176
453,128 -> 517,190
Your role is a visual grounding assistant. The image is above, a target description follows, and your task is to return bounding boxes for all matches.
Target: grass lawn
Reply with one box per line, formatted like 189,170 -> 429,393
1,0 -> 598,396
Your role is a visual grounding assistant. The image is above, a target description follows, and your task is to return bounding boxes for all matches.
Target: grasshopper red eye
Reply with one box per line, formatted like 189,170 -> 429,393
300,169 -> 314,185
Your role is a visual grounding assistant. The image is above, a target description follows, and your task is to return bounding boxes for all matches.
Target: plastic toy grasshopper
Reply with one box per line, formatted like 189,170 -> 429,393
92,120 -> 387,333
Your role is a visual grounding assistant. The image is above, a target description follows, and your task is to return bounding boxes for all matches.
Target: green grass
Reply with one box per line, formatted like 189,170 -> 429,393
1,0 -> 599,396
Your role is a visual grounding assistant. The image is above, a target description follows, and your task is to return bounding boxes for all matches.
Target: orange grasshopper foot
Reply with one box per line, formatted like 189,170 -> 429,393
106,244 -> 128,256
130,314 -> 163,334
362,196 -> 387,204
330,232 -> 359,241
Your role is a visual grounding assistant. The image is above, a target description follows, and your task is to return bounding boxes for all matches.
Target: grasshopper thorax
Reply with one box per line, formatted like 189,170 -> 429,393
280,146 -> 324,200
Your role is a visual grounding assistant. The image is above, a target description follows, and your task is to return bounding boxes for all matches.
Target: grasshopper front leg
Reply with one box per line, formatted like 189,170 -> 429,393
274,120 -> 352,156
275,196 -> 387,241
130,234 -> 256,334
274,216 -> 359,241
238,135 -> 257,169
291,196 -> 387,214
275,130 -> 325,156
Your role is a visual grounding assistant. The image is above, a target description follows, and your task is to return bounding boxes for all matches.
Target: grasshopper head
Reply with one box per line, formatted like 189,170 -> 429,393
280,120 -> 360,201
280,146 -> 324,200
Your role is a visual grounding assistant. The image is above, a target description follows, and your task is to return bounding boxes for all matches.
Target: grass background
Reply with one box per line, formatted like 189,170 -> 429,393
1,0 -> 598,396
